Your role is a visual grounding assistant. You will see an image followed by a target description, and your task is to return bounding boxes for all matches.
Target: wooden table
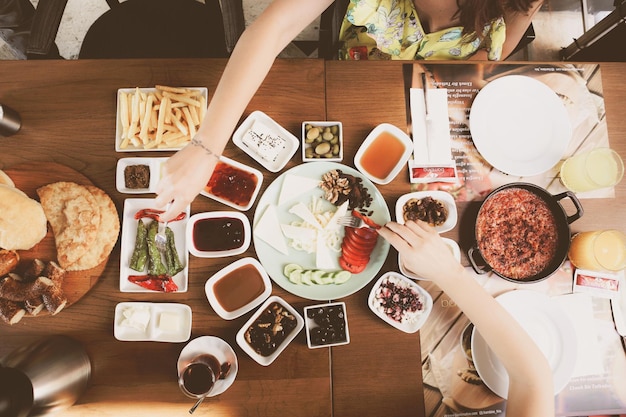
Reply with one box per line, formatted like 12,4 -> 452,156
1,58 -> 625,417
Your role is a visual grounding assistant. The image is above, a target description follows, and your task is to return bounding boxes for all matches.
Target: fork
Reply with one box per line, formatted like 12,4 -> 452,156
337,215 -> 369,229
155,202 -> 171,253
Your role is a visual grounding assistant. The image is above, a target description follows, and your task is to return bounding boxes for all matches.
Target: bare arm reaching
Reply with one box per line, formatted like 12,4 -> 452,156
378,220 -> 554,417
155,0 -> 335,220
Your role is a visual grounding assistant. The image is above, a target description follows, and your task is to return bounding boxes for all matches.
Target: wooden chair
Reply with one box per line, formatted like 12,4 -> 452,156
25,0 -> 245,59
318,0 -> 535,60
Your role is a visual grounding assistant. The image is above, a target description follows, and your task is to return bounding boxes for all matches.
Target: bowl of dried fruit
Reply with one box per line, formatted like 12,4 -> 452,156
395,191 -> 457,233
235,295 -> 304,366
368,272 -> 432,333
302,121 -> 343,162
304,302 -> 350,349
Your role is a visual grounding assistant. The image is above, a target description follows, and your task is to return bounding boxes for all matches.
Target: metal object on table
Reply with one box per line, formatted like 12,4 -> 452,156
0,335 -> 91,416
337,215 -> 370,229
155,203 -> 171,253
0,104 -> 22,137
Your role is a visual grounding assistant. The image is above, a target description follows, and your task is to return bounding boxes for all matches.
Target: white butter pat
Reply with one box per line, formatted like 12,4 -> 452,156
278,174 -> 321,206
158,311 -> 180,333
254,204 -> 289,255
121,306 -> 151,331
241,119 -> 286,162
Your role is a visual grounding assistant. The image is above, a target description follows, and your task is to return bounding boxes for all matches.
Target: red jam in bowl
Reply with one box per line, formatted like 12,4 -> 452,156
205,161 -> 258,208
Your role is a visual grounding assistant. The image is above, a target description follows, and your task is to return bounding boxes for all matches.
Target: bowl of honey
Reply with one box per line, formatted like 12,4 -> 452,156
354,123 -> 413,185
205,257 -> 272,320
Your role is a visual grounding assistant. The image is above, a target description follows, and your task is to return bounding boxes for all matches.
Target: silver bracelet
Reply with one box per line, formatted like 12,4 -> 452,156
190,137 -> 220,159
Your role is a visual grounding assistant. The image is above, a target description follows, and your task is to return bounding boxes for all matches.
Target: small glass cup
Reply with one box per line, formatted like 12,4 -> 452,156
560,148 -> 624,193
178,354 -> 221,399
568,230 -> 626,272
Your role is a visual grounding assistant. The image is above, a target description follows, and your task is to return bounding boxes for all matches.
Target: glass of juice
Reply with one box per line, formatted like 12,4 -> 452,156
568,230 -> 626,272
560,148 -> 624,193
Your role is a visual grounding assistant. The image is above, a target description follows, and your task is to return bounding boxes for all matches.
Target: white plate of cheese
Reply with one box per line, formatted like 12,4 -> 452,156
252,162 -> 390,301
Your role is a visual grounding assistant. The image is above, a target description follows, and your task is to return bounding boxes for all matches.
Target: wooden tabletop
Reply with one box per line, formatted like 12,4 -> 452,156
1,58 -> 625,417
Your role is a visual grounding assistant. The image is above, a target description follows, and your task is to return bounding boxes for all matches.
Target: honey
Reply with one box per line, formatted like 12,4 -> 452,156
360,131 -> 406,180
213,264 -> 265,312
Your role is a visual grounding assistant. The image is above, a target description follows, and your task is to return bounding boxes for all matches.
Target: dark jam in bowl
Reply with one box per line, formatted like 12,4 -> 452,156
205,161 -> 258,207
213,264 -> 266,313
193,217 -> 245,252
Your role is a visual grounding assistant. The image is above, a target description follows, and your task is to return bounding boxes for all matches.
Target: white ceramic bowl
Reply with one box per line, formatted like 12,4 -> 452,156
114,302 -> 192,343
368,272 -> 433,333
302,121 -> 343,162
395,190 -> 457,233
115,157 -> 167,194
200,156 -> 263,211
186,211 -> 250,258
354,123 -> 413,185
236,295 -> 304,366
398,238 -> 461,280
204,257 -> 272,320
304,301 -> 350,349
232,110 -> 300,173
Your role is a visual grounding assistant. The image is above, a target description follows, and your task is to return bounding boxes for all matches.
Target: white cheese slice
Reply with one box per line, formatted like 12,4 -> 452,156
289,202 -> 322,230
280,224 -> 317,242
254,204 -> 289,255
316,234 -> 339,270
158,311 -> 180,333
278,174 -> 321,206
325,201 -> 349,231
121,306 -> 151,331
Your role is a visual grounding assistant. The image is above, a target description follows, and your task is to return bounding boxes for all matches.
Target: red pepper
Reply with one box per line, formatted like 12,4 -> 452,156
134,208 -> 187,222
351,210 -> 382,230
128,274 -> 178,293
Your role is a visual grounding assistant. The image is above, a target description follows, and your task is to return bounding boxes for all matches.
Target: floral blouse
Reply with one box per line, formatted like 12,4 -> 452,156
338,0 -> 506,60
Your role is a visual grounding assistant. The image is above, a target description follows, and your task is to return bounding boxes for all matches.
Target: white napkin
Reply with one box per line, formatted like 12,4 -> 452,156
410,88 -> 453,164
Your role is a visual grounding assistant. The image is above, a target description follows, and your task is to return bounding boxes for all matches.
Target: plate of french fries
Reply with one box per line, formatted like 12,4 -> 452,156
116,85 -> 208,152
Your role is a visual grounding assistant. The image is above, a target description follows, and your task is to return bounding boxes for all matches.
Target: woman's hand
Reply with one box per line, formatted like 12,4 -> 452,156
154,143 -> 219,221
378,220 -> 463,280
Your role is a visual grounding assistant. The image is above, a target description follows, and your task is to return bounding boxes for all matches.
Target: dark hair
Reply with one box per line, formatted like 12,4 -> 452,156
455,0 -> 540,40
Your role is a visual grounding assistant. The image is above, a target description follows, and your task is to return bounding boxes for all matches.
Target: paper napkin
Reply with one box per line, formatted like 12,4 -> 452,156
409,88 -> 457,183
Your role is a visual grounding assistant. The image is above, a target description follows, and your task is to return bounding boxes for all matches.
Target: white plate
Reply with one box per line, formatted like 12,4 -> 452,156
469,75 -> 572,177
253,162 -> 391,301
235,295 -> 304,366
204,257 -> 272,320
471,289 -> 577,398
116,157 -> 167,194
232,110 -> 299,173
395,190 -> 457,233
114,302 -> 192,342
200,156 -> 263,211
367,272 -> 433,333
119,198 -> 190,293
177,336 -> 238,397
115,87 -> 208,152
186,211 -> 251,258
398,238 -> 460,280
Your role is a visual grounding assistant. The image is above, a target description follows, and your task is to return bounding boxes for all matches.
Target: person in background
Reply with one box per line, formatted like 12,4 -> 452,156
155,0 -> 543,219
377,219 -> 554,417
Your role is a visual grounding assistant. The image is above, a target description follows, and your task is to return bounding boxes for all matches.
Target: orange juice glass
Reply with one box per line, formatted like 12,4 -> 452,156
560,148 -> 624,193
568,230 -> 626,272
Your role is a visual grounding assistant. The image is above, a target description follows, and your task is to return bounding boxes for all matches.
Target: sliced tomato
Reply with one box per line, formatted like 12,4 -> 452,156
343,231 -> 377,251
352,210 -> 382,229
341,241 -> 369,265
351,226 -> 379,240
339,257 -> 367,274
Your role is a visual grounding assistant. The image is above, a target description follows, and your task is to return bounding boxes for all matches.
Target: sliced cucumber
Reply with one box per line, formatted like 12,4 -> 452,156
284,263 -> 303,276
287,269 -> 302,285
300,270 -> 313,285
332,270 -> 352,284
282,263 -> 352,286
311,270 -> 326,285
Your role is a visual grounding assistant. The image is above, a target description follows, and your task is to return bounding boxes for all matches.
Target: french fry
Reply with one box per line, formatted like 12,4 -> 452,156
118,85 -> 206,150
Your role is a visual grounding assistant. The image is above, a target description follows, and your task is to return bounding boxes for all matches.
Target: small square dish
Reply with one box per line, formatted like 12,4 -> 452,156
116,86 -> 208,152
200,156 -> 263,211
398,238 -> 461,280
119,198 -> 190,293
304,302 -> 350,348
232,110 -> 299,172
116,157 -> 167,194
236,295 -> 304,366
114,302 -> 192,342
186,211 -> 251,258
368,272 -> 433,333
354,123 -> 413,184
205,257 -> 272,320
395,190 -> 457,233
302,121 -> 343,162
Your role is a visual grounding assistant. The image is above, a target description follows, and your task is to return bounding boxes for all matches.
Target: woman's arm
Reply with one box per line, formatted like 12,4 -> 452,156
378,221 -> 554,417
155,0 -> 335,220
